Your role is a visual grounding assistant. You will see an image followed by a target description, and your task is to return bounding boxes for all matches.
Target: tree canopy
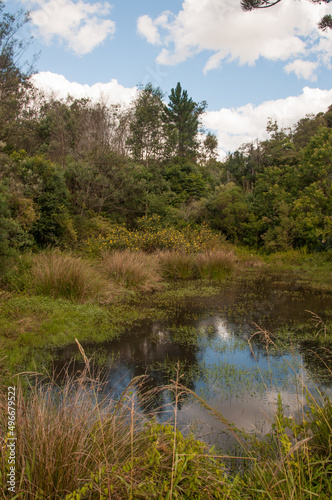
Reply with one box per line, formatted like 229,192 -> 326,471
164,82 -> 207,159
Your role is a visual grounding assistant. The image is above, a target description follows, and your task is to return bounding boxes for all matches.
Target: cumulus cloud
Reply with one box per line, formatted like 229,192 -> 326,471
30,73 -> 332,159
31,71 -> 137,105
138,0 -> 332,78
23,0 -> 115,55
137,15 -> 161,45
203,87 -> 332,157
284,59 -> 318,81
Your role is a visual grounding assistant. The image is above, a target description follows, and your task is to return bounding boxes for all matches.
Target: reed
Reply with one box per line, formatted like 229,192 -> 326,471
158,250 -> 237,280
195,250 -> 236,279
158,251 -> 196,279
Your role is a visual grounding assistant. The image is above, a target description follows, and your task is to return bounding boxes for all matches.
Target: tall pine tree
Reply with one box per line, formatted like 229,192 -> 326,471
164,82 -> 206,160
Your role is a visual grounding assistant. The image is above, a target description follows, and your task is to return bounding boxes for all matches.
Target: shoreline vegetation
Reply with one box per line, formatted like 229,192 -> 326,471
0,2 -> 331,495
0,243 -> 331,498
0,338 -> 331,499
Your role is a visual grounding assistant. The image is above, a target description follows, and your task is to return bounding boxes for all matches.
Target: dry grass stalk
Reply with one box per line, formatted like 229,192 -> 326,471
101,250 -> 163,292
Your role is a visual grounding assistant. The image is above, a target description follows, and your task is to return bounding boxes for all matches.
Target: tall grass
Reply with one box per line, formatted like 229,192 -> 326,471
101,251 -> 163,292
158,251 -> 196,279
159,250 -> 237,279
31,252 -> 113,303
0,344 -> 233,499
195,250 -> 236,279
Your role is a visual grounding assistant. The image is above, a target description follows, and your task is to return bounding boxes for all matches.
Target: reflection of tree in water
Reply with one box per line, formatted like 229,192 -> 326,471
49,278 -> 332,417
51,321 -> 201,414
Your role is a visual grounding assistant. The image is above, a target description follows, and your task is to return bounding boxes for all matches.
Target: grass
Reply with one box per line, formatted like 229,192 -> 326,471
0,345 -> 233,500
30,252 -> 114,303
101,251 -> 163,292
0,338 -> 331,499
158,249 -> 237,280
263,249 -> 332,291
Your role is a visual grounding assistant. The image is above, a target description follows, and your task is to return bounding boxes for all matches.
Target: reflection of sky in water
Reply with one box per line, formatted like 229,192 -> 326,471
52,281 -> 332,448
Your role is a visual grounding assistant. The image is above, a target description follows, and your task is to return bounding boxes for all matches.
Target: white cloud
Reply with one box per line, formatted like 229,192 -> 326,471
138,0 -> 332,78
137,15 -> 161,45
31,71 -> 137,105
24,0 -> 115,55
284,59 -> 318,81
30,73 -> 332,160
203,87 -> 332,157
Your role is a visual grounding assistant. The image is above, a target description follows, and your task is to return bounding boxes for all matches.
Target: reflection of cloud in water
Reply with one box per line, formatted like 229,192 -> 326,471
215,318 -> 231,340
178,383 -> 320,449
197,316 -> 231,339
197,315 -> 252,342
151,322 -> 170,344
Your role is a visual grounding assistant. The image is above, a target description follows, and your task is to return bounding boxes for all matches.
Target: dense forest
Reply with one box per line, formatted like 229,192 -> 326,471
0,2 -> 331,262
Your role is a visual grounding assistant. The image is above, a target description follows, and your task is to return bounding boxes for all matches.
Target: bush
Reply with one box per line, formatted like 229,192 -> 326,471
86,220 -> 225,255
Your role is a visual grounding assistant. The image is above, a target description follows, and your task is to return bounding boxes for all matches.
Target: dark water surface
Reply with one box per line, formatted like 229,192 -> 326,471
52,273 -> 332,448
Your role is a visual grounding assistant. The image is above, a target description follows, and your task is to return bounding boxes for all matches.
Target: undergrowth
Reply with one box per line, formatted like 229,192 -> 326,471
0,336 -> 331,499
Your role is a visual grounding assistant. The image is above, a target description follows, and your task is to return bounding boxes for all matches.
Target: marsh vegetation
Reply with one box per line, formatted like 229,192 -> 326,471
0,2 -> 331,496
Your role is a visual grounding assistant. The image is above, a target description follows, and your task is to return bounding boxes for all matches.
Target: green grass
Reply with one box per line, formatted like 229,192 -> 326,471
0,294 -> 164,376
263,249 -> 332,291
0,344 -> 331,499
158,250 -> 237,280
30,251 -> 114,303
0,357 -> 234,500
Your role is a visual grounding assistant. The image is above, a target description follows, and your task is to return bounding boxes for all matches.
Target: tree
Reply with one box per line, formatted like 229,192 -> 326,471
0,1 -> 36,142
126,84 -> 166,164
164,82 -> 207,159
241,0 -> 332,31
201,132 -> 219,163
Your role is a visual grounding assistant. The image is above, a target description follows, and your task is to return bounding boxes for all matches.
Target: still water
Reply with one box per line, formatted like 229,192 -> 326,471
52,273 -> 332,448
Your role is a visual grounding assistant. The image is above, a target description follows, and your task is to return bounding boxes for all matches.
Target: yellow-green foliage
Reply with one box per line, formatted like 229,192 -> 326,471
101,251 -> 163,292
30,252 -> 113,303
86,219 -> 225,255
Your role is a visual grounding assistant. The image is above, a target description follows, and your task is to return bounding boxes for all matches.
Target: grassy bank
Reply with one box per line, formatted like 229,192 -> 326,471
0,347 -> 331,499
0,246 -> 331,378
0,248 -> 239,378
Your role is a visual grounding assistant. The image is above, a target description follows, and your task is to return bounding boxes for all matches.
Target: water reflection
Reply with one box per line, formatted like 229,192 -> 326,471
52,276 -> 332,447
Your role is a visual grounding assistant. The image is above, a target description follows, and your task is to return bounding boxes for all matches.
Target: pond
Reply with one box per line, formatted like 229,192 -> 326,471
51,272 -> 332,449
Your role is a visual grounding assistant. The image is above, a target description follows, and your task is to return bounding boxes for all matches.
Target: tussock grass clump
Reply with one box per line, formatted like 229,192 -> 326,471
195,250 -> 236,279
31,252 -> 112,303
158,251 -> 196,279
159,250 -> 237,280
101,251 -> 163,292
0,355 -> 233,499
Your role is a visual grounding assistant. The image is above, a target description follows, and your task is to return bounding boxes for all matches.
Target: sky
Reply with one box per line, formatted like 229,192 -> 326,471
8,0 -> 332,157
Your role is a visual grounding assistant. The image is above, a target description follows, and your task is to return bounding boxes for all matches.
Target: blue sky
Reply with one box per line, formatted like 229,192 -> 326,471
8,0 -> 332,155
